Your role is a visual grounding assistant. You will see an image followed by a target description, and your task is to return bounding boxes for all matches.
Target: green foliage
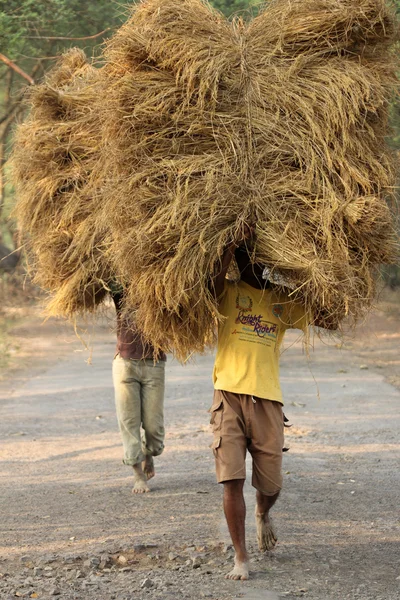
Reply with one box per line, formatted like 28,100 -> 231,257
210,0 -> 260,18
0,0 -> 125,69
389,1 -> 400,151
0,0 -> 127,247
389,103 -> 400,150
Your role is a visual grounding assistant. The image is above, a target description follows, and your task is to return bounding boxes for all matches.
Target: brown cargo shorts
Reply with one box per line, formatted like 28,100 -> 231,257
209,389 -> 284,495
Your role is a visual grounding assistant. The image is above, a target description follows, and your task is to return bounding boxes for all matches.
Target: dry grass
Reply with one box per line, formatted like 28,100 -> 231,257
11,49 -> 112,317
11,0 -> 400,361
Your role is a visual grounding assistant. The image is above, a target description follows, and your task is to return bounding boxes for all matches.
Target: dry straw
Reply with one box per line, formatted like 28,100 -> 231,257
11,49 -> 112,317
11,0 -> 399,360
99,0 -> 399,359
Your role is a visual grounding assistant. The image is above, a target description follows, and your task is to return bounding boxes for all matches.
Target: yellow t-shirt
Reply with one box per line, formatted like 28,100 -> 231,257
213,280 -> 307,404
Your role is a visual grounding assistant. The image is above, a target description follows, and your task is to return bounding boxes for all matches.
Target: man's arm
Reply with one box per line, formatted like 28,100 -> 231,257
209,225 -> 254,300
289,306 -> 339,332
209,241 -> 237,300
313,310 -> 339,331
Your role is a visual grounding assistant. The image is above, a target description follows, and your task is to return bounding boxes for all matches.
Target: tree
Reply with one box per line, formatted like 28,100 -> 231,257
0,0 -> 126,251
210,0 -> 259,17
0,0 -> 257,253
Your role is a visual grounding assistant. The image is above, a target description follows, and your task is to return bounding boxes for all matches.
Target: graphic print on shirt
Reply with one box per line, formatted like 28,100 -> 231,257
236,293 -> 253,312
232,293 -> 280,350
272,303 -> 284,318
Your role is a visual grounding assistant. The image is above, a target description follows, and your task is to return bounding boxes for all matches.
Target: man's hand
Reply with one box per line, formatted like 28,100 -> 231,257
236,223 -> 255,246
210,223 -> 255,300
314,308 -> 340,331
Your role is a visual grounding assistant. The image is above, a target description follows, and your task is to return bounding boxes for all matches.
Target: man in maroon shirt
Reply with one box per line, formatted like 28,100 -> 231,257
112,290 -> 166,493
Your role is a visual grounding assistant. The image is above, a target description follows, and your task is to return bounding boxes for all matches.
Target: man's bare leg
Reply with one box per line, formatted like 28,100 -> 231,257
142,455 -> 155,481
255,490 -> 279,551
132,462 -> 150,493
223,480 -> 249,580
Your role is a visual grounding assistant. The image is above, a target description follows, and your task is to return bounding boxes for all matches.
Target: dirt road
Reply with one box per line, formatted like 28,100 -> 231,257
0,305 -> 399,600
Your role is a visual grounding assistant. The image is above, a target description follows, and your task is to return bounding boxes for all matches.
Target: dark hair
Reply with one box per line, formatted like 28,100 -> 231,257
234,245 -> 250,261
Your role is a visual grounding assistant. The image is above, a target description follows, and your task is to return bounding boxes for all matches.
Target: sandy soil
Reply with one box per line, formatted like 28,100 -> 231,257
0,299 -> 399,600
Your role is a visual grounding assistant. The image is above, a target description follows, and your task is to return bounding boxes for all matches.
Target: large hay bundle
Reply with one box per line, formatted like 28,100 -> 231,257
11,49 -> 112,317
11,0 -> 399,361
98,0 -> 399,360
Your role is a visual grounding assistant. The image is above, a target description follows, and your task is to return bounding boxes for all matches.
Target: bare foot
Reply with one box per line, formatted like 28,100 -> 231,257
142,455 -> 155,481
225,558 -> 249,581
255,508 -> 277,551
132,463 -> 150,494
132,478 -> 150,494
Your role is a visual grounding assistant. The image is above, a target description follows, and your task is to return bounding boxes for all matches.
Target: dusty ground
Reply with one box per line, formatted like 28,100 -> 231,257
0,296 -> 399,600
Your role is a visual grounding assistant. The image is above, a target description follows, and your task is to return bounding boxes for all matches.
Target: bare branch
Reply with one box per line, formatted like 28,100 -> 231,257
18,54 -> 60,61
0,54 -> 35,85
0,102 -> 21,126
5,69 -> 14,104
30,60 -> 45,79
24,27 -> 111,41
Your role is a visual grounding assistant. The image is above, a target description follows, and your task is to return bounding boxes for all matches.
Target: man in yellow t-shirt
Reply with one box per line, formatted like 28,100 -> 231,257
209,232 -> 312,582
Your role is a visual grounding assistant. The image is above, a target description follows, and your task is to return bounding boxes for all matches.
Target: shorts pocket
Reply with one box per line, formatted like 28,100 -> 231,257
210,436 -> 221,457
209,399 -> 223,431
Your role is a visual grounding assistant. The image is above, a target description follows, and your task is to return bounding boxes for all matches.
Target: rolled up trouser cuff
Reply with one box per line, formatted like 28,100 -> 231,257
143,443 -> 164,457
122,453 -> 145,466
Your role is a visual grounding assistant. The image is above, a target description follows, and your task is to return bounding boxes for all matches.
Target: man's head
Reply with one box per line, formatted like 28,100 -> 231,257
234,245 -> 268,289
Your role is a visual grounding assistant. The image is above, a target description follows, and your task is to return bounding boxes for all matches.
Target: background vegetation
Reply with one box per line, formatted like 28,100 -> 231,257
0,0 -> 399,283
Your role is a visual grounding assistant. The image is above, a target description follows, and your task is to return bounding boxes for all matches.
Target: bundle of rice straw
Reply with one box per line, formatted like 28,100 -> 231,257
11,49 -> 112,317
97,0 -> 399,360
11,0 -> 399,361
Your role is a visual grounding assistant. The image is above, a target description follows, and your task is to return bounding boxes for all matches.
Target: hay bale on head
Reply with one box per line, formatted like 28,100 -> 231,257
11,49 -> 112,317
100,0 -> 249,358
10,0 -> 398,358
246,0 -> 399,322
251,0 -> 396,53
100,0 -> 398,360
